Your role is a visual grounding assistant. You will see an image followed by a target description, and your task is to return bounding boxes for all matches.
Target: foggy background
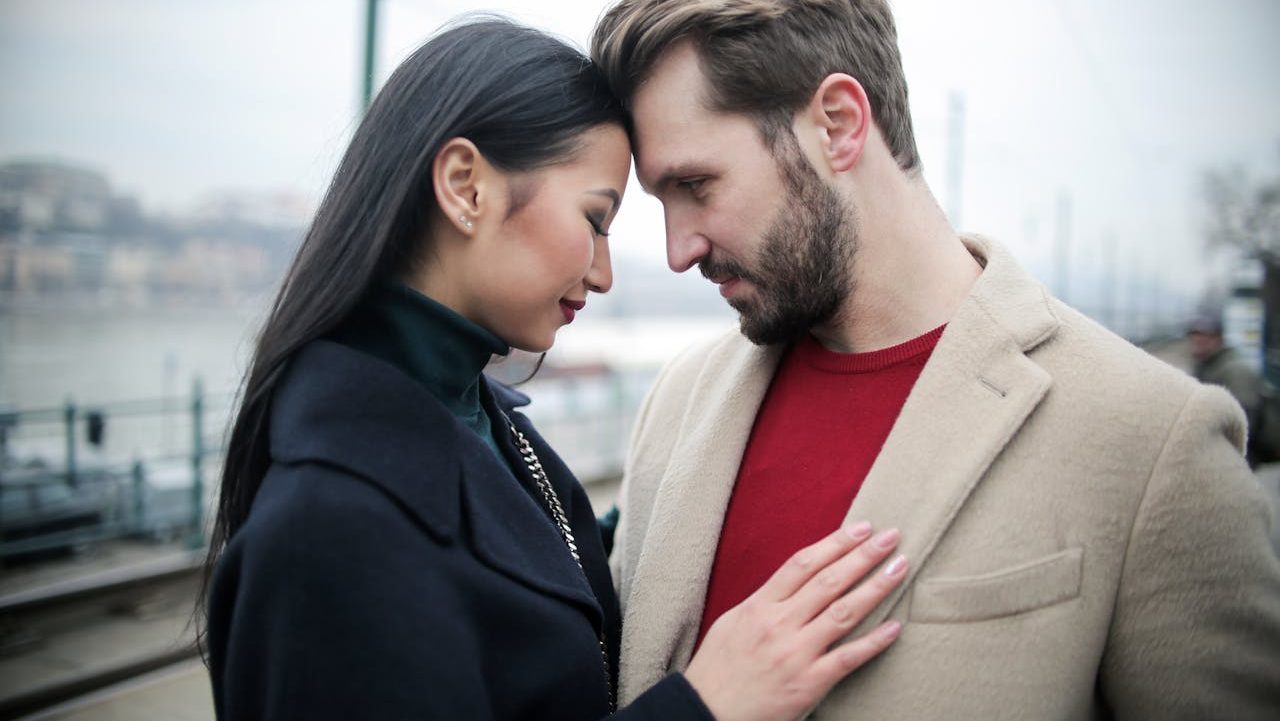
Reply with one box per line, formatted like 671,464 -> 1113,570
1,3 -> 1278,717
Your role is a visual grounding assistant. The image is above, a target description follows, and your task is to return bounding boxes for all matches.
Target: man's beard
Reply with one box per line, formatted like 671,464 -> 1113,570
700,141 -> 857,346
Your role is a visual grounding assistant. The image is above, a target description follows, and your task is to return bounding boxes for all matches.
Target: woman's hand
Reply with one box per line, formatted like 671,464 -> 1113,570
683,522 -> 907,721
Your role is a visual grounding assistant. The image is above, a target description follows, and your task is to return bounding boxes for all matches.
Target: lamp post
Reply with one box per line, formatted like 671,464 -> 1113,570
361,0 -> 380,113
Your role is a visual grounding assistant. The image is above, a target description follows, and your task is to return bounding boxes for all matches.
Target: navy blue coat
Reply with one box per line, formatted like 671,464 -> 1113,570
207,341 -> 712,720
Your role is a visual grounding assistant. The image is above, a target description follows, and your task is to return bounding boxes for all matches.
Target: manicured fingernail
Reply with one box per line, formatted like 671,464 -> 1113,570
873,528 -> 900,550
883,554 -> 908,577
880,620 -> 902,640
845,521 -> 873,541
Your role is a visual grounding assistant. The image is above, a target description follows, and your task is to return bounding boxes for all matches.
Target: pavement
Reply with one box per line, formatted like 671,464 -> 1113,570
0,541 -> 198,596
24,660 -> 211,721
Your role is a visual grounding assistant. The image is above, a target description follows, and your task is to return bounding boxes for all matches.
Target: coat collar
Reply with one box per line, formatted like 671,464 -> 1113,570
620,236 -> 1061,681
268,341 -> 601,620
618,336 -> 783,688
841,234 -> 1059,633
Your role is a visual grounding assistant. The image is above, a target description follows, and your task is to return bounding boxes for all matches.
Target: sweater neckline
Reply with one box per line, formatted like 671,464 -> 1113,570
794,324 -> 946,374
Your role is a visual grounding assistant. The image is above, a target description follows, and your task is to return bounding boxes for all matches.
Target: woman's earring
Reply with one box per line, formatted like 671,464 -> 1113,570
459,214 -> 474,231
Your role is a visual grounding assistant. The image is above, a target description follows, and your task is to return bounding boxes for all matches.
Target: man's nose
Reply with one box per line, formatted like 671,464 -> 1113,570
665,208 -> 710,273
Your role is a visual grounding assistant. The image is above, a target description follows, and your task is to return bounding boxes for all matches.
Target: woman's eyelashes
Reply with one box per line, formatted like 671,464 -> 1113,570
587,214 -> 610,238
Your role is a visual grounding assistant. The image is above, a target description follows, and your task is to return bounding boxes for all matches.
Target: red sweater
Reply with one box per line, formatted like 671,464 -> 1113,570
695,325 -> 945,647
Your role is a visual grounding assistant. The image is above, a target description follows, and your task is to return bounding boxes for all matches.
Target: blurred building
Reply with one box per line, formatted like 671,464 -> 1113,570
0,159 -> 302,307
0,160 -> 142,235
1223,262 -> 1265,373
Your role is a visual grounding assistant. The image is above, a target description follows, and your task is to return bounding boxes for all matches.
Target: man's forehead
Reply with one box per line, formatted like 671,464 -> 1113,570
636,38 -> 705,98
630,58 -> 718,190
630,133 -> 682,195
630,41 -> 712,132
631,116 -> 715,194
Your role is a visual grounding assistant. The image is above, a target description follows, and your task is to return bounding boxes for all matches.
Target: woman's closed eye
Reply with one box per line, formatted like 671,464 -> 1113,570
587,215 -> 610,238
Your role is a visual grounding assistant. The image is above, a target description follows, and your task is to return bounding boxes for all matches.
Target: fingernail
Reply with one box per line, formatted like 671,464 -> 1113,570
844,520 -> 873,541
873,528 -> 900,550
883,554 -> 908,577
880,620 -> 902,640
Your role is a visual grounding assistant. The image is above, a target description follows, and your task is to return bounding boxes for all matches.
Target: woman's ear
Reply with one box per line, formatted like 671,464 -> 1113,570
806,73 -> 871,174
432,137 -> 484,235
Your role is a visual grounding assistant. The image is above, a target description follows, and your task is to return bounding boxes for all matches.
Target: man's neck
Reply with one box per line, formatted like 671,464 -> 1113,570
810,176 -> 981,354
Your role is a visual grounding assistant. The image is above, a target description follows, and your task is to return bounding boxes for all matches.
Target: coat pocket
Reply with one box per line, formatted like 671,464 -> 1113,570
909,547 -> 1083,623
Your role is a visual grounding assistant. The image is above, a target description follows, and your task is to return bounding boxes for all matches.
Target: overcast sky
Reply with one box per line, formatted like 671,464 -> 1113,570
2,0 -> 1278,314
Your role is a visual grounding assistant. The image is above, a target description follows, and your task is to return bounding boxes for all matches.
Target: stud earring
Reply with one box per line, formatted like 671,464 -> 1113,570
459,214 -> 473,230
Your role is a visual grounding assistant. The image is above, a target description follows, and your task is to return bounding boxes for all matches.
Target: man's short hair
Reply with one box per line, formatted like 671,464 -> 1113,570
591,0 -> 921,172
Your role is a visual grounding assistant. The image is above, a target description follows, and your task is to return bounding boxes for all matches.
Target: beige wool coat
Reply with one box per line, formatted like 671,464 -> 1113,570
612,236 -> 1280,720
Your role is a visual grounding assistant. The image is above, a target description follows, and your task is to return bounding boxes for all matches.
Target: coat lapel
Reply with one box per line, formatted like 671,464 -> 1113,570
843,235 -> 1059,633
620,236 -> 1059,689
271,341 -> 601,625
620,339 -> 785,687
620,236 -> 1062,683
457,380 -> 603,623
458,430 -> 604,623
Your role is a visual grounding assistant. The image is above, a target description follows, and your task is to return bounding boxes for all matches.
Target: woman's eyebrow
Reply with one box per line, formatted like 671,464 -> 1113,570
587,188 -> 621,213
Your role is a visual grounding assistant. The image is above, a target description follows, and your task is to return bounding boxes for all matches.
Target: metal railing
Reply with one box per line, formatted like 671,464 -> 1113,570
0,366 -> 655,562
0,381 -> 230,561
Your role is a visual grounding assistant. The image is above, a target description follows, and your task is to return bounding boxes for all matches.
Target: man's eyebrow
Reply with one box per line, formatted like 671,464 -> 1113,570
643,163 -> 705,196
587,188 -> 621,212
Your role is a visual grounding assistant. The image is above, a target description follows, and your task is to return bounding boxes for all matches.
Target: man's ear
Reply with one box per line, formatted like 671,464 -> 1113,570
432,137 -> 485,235
804,73 -> 871,174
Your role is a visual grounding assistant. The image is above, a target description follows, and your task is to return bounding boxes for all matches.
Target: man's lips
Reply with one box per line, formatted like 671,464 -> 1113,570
712,276 -> 741,298
700,259 -> 749,299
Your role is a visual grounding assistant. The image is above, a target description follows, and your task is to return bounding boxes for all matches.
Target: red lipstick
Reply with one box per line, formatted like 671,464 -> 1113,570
560,299 -> 585,322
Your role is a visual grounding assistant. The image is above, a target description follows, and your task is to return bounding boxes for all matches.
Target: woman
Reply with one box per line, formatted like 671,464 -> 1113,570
203,18 -> 907,721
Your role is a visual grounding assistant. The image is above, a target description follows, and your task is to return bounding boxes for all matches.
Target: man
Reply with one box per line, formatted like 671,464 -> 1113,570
590,1 -> 1280,719
1187,313 -> 1274,464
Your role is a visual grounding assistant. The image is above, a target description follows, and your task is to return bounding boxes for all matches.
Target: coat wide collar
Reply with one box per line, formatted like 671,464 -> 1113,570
623,235 -> 1061,676
269,340 -> 601,621
841,235 -> 1058,634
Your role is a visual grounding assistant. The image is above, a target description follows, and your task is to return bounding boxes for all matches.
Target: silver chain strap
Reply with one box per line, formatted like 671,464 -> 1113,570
503,413 -> 616,712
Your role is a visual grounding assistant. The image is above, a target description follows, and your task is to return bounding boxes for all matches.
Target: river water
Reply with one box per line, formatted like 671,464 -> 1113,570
0,302 -> 734,481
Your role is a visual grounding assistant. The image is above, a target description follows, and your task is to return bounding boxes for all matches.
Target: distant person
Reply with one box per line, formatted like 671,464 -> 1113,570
1188,314 -> 1276,464
199,18 -> 908,721
589,1 -> 1280,719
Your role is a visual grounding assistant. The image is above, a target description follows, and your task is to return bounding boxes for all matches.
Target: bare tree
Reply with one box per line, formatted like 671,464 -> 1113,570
1204,153 -> 1280,382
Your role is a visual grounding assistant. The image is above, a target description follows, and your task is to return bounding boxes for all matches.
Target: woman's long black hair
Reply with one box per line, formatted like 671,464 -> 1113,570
198,18 -> 625,642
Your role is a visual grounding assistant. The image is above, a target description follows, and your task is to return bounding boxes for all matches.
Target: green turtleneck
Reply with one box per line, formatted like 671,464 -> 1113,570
332,283 -> 510,458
